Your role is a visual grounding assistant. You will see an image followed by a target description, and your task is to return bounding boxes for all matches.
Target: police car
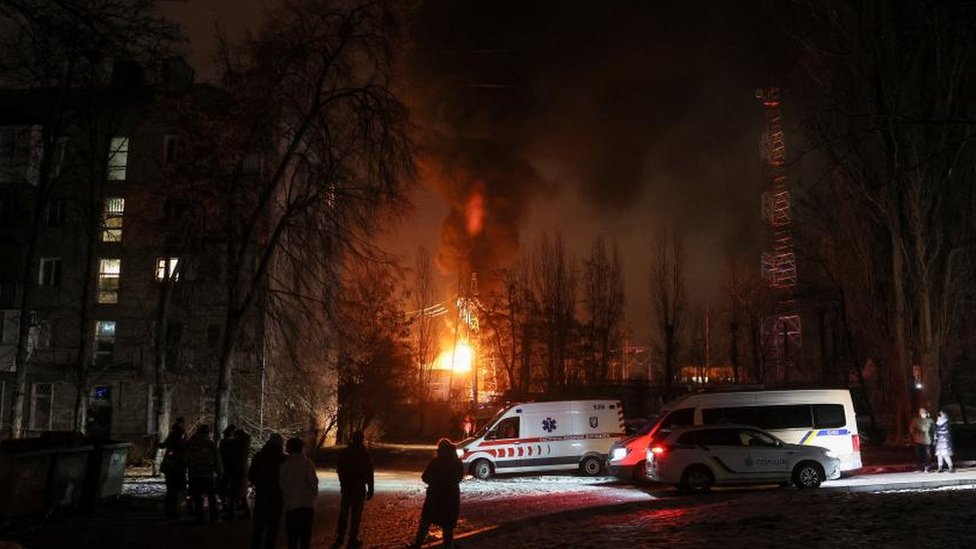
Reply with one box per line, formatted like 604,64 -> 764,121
645,424 -> 841,491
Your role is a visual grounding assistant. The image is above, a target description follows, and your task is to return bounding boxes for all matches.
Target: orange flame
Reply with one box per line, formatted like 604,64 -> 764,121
465,190 -> 484,236
434,341 -> 473,372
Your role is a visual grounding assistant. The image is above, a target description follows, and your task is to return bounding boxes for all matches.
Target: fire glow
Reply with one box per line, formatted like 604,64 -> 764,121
436,341 -> 473,372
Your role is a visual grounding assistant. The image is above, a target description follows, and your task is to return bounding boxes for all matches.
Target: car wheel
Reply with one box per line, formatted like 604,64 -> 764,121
682,465 -> 713,493
472,459 -> 493,480
580,456 -> 602,476
792,461 -> 824,489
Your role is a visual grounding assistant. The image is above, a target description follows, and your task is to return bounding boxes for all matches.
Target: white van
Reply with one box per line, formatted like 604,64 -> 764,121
458,400 -> 625,480
608,389 -> 862,480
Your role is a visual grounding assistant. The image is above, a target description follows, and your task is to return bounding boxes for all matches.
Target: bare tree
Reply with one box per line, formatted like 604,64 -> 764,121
650,229 -> 685,395
483,261 -> 534,396
531,234 -> 578,392
0,0 -> 178,436
177,0 -> 415,437
412,247 -> 439,401
789,0 -> 976,439
582,236 -> 625,384
334,263 -> 413,442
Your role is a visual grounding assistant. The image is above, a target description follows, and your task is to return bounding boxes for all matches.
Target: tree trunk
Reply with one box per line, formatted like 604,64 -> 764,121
888,227 -> 912,445
214,310 -> 243,441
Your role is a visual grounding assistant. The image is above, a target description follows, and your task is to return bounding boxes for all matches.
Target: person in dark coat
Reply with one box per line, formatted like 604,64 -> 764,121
185,424 -> 224,523
249,433 -> 285,549
222,427 -> 252,518
332,431 -> 374,548
412,439 -> 464,548
160,417 -> 187,518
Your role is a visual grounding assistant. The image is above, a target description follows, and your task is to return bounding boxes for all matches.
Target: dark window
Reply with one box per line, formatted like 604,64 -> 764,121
676,431 -> 698,445
741,429 -> 779,447
703,406 -> 760,426
0,196 -> 19,226
703,405 -> 814,430
659,408 -> 695,431
0,281 -> 15,308
813,404 -> 846,429
696,429 -> 743,446
39,258 -> 61,287
46,199 -> 66,226
761,405 -> 813,430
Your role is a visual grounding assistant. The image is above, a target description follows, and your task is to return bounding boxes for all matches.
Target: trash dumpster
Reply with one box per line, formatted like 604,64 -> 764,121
0,435 -> 94,518
48,445 -> 93,512
0,446 -> 54,519
83,442 -> 131,507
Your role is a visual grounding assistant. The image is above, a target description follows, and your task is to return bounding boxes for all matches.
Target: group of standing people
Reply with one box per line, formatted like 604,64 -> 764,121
159,419 -> 319,549
910,407 -> 955,473
159,418 -> 253,522
160,420 -> 466,548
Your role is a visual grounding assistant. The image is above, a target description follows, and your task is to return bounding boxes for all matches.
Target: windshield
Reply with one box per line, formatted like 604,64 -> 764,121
473,406 -> 510,438
634,418 -> 657,436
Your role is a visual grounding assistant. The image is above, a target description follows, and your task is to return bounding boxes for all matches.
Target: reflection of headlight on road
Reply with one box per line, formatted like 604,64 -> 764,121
611,448 -> 628,461
456,449 -> 464,458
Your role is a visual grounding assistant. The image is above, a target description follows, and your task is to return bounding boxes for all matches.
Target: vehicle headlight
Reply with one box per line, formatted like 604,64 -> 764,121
611,447 -> 629,461
456,448 -> 465,458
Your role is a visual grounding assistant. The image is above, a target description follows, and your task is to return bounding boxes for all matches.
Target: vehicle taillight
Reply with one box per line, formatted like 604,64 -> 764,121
650,444 -> 667,456
852,434 -> 860,452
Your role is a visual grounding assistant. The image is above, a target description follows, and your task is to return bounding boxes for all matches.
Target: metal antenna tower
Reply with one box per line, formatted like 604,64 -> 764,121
756,87 -> 801,380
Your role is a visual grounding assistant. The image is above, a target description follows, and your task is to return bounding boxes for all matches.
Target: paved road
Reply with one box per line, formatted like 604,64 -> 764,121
4,468 -> 975,548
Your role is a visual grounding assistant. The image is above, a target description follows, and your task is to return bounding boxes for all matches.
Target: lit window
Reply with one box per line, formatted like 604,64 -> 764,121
29,382 -> 53,431
155,257 -> 180,281
107,137 -> 128,180
97,259 -> 121,303
38,257 -> 61,287
94,320 -> 116,366
102,198 -> 124,242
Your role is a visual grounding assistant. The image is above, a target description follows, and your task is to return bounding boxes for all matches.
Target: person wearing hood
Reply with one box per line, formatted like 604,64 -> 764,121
412,438 -> 464,548
332,430 -> 374,548
280,437 -> 318,549
933,410 -> 955,473
160,417 -> 187,519
185,424 -> 224,523
249,433 -> 286,549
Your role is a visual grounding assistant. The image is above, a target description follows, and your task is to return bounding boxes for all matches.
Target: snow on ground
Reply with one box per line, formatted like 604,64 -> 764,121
460,484 -> 976,548
109,468 -> 976,548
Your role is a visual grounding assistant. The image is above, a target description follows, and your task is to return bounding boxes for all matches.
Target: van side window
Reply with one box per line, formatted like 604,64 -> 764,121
813,404 -> 846,429
761,405 -> 813,430
697,429 -> 741,446
703,405 -> 813,430
703,407 -> 759,426
660,408 -> 694,430
491,417 -> 520,440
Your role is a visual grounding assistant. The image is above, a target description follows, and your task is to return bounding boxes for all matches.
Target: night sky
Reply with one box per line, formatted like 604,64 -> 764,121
161,0 -> 795,341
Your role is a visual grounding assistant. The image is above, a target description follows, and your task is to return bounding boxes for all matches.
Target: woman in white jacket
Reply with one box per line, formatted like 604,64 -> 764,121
933,410 -> 955,473
280,437 -> 318,549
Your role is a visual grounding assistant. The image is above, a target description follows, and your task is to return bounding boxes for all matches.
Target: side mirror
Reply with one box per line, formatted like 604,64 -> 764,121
485,430 -> 496,441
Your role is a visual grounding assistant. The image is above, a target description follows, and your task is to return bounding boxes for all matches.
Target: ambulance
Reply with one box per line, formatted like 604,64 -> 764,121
457,400 -> 626,480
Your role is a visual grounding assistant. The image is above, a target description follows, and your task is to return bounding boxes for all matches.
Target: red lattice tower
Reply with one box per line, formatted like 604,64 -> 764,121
756,87 -> 801,374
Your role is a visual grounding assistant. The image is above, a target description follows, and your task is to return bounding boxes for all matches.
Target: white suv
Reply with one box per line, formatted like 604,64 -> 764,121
645,425 -> 841,491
